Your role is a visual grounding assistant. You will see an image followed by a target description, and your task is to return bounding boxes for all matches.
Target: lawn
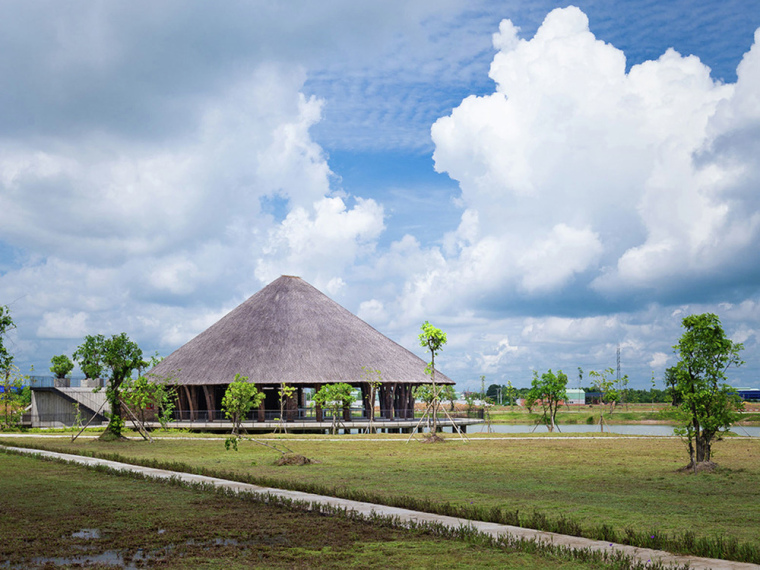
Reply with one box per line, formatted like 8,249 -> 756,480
5,432 -> 759,552
0,451 -> 627,569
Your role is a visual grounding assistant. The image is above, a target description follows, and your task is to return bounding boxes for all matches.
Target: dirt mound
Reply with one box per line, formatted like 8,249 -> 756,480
420,434 -> 446,444
275,454 -> 318,466
677,461 -> 718,474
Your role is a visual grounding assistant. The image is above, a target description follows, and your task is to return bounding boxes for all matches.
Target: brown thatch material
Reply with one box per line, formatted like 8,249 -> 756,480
150,275 -> 454,387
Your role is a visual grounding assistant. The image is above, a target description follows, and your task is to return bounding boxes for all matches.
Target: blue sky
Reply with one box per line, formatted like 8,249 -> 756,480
1,1 -> 759,391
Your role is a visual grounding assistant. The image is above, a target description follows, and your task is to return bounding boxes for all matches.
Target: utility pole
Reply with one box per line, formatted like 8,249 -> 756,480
616,344 -> 621,382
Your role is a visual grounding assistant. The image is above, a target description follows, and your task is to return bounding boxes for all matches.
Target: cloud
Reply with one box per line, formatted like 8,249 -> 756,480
387,6 -> 760,321
36,310 -> 89,339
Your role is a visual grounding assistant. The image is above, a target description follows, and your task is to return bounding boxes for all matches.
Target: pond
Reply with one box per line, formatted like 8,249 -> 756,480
464,424 -> 760,437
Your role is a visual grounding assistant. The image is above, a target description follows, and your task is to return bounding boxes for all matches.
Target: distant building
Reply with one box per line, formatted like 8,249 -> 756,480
735,388 -> 760,402
565,388 -> 585,405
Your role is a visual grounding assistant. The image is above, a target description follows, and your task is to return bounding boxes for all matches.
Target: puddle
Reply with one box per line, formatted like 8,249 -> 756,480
71,528 -> 101,539
14,536 -> 267,568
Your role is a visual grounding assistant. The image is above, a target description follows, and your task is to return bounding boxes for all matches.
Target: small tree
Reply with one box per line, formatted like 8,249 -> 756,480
361,367 -> 382,434
0,364 -> 25,429
313,383 -> 356,434
0,306 -> 20,428
419,321 -> 447,435
222,373 -> 265,438
277,382 -> 296,433
673,313 -> 744,470
440,384 -> 457,411
506,380 -> 516,411
73,334 -> 105,381
527,369 -> 568,432
50,354 -> 75,379
75,333 -> 144,440
589,367 -> 617,431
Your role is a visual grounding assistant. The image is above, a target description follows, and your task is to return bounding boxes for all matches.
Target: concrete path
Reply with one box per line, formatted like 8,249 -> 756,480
4,445 -> 757,570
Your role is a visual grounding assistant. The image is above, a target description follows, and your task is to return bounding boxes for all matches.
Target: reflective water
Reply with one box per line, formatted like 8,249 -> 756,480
467,424 -> 760,437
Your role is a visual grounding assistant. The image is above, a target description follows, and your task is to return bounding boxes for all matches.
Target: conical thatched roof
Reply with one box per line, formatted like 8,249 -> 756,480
150,275 -> 454,386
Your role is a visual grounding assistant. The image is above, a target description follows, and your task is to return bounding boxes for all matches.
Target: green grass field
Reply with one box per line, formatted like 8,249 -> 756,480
5,433 -> 759,552
0,451 -> 638,569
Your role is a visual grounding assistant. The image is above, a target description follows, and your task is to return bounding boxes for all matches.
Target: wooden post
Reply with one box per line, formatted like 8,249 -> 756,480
257,399 -> 265,422
314,383 -> 323,422
182,385 -> 196,421
202,385 -> 214,421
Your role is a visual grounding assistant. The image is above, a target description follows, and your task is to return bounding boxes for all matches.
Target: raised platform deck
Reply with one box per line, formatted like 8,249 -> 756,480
142,417 -> 484,434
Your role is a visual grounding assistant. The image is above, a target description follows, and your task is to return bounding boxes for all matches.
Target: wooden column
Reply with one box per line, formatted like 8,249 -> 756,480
182,385 -> 196,421
314,383 -> 323,422
360,384 -> 370,419
202,385 -> 214,421
257,400 -> 265,422
286,391 -> 297,421
407,385 -> 416,419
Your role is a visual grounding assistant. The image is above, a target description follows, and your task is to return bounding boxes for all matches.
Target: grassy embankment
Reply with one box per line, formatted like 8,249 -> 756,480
4,432 -> 759,562
2,451 -> 613,570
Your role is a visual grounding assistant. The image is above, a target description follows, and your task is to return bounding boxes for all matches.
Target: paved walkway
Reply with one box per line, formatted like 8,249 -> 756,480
4,445 -> 757,570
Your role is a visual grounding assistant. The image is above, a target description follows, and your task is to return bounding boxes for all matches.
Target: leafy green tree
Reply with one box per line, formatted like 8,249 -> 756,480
440,384 -> 457,411
73,334 -> 105,380
0,306 -> 22,429
506,380 -> 516,410
673,313 -> 744,469
122,373 -> 176,430
222,373 -> 265,438
664,366 -> 681,406
277,382 -> 296,433
0,305 -> 15,381
361,367 -> 382,433
419,321 -> 447,435
528,369 -> 568,432
1,364 -> 25,429
313,383 -> 356,434
589,367 -> 618,431
50,354 -> 74,379
75,333 -> 144,440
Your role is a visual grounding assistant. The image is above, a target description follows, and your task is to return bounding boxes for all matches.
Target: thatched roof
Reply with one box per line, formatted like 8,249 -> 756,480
150,275 -> 454,386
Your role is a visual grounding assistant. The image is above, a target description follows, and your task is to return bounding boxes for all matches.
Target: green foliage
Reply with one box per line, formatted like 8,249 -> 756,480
527,369 -> 568,431
75,333 -> 144,439
314,383 -> 356,434
0,305 -> 15,377
49,354 -> 74,379
1,364 -> 26,429
673,313 -> 744,466
122,370 -> 176,429
221,373 -> 264,438
418,321 -> 447,433
73,334 -> 106,380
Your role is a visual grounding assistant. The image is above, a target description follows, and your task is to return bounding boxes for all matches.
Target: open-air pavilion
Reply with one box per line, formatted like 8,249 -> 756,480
149,275 -> 462,431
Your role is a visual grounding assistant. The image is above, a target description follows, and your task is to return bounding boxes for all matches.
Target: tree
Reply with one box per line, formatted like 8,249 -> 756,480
361,367 -> 382,434
75,333 -> 144,440
0,305 -> 15,380
73,334 -> 105,380
50,354 -> 74,379
418,321 -> 447,435
122,372 -> 176,433
0,306 -> 22,429
589,367 -> 618,431
440,384 -> 457,411
313,383 -> 356,435
527,369 -> 568,432
506,380 -> 516,411
672,313 -> 744,469
664,366 -> 681,406
222,373 -> 265,438
276,382 -> 296,433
